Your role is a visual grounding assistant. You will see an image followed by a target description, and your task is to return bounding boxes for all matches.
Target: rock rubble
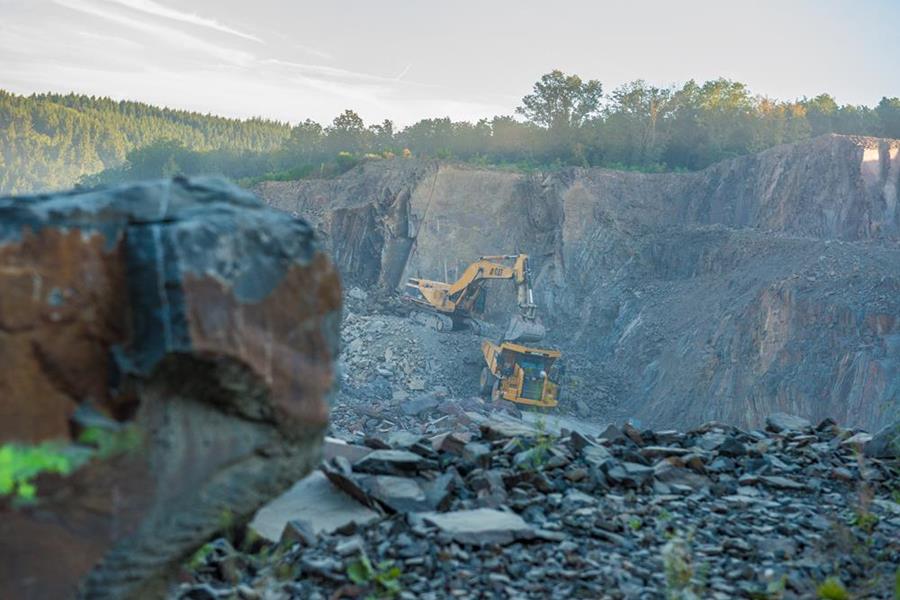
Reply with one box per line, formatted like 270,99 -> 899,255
177,414 -> 899,599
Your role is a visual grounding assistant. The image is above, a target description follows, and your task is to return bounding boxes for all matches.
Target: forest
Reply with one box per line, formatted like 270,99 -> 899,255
2,71 -> 900,194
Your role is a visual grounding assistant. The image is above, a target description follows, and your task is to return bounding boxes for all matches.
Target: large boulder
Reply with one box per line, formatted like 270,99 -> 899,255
865,421 -> 900,459
0,177 -> 342,599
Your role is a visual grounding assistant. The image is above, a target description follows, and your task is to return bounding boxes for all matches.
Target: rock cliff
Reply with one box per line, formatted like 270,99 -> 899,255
256,135 -> 900,431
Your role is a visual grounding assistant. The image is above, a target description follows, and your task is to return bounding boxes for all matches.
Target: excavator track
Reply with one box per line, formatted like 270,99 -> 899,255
410,310 -> 454,332
459,317 -> 487,335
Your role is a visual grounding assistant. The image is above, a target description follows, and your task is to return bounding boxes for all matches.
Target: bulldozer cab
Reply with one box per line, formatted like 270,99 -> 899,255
498,347 -> 551,375
482,340 -> 561,408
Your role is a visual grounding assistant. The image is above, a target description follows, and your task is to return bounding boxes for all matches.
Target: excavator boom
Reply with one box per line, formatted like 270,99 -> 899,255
403,253 -> 545,342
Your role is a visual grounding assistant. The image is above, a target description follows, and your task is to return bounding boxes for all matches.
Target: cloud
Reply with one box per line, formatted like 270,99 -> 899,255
4,2 -> 516,125
394,64 -> 412,81
53,0 -> 253,65
261,59 -> 441,92
77,29 -> 145,51
261,58 -> 403,85
99,0 -> 262,43
0,21 -> 143,68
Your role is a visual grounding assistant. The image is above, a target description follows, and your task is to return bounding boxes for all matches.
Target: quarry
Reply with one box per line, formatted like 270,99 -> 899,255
257,134 -> 900,431
1,134 -> 898,599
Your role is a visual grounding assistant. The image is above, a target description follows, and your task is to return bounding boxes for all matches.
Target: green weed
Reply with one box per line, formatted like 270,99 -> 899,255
188,543 -> 214,570
78,425 -> 142,458
816,576 -> 850,600
661,532 -> 700,600
347,551 -> 402,599
0,442 -> 75,502
1,424 -> 141,503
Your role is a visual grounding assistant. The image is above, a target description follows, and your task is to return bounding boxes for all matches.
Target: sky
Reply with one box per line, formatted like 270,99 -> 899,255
1,0 -> 899,126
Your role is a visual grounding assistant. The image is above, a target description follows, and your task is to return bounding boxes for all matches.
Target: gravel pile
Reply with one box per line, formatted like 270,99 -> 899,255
331,292 -> 513,439
175,413 -> 899,599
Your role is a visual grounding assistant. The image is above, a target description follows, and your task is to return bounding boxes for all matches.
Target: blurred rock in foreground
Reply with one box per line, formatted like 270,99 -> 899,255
0,177 -> 342,599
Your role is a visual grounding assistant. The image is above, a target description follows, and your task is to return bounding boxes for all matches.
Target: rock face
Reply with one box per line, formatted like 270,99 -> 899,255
257,135 -> 900,431
0,177 -> 341,599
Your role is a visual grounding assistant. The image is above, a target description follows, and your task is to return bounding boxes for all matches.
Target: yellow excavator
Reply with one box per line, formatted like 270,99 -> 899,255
403,254 -> 545,342
403,254 -> 561,407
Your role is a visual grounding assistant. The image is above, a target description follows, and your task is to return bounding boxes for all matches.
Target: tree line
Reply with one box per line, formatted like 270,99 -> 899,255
2,72 -> 899,195
0,90 -> 290,194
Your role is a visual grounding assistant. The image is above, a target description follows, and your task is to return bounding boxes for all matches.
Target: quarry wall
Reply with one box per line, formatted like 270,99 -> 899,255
257,135 -> 900,431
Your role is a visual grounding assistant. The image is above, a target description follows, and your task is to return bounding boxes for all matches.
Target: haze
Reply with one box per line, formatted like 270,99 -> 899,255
1,0 -> 899,125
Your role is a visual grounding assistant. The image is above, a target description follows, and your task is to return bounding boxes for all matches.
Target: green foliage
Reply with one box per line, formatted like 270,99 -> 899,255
346,551 -> 402,598
273,561 -> 296,581
0,442 -> 74,501
78,425 -> 142,458
764,574 -> 788,599
3,76 -> 899,196
850,509 -> 879,534
517,70 -> 603,130
520,412 -> 557,470
0,90 -> 290,194
1,425 -> 141,503
188,542 -> 214,571
662,533 -> 700,600
816,576 -> 850,600
747,574 -> 788,600
627,516 -> 643,531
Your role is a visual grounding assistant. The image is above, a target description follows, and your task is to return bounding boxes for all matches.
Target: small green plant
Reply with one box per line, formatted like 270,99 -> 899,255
628,516 -> 643,531
273,561 -> 297,581
188,542 -> 214,570
747,574 -> 788,600
78,425 -> 142,458
521,411 -> 557,470
0,442 -> 75,502
1,425 -> 142,504
529,435 -> 554,469
847,446 -> 882,540
215,507 -> 245,546
816,576 -> 849,600
850,510 -> 879,534
346,551 -> 402,598
662,533 -> 699,600
765,574 -> 788,599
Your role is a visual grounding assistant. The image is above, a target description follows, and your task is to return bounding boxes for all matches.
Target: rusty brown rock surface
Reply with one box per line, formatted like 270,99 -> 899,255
0,176 -> 341,599
0,228 -> 129,442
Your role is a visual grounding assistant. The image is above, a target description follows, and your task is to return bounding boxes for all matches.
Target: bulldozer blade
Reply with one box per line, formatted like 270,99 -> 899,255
502,314 -> 546,343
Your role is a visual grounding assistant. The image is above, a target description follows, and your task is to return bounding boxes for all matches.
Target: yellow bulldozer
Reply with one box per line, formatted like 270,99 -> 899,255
403,253 -> 562,408
480,340 -> 561,408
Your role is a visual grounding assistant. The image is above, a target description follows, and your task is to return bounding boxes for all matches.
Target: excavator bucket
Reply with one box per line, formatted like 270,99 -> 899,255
502,314 -> 546,344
